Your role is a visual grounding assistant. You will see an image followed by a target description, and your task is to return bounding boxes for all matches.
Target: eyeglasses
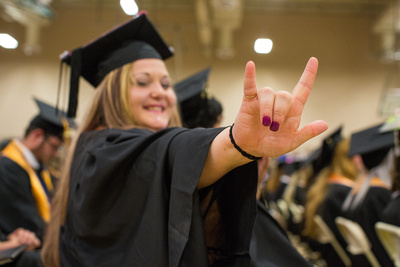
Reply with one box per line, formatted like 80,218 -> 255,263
44,137 -> 63,153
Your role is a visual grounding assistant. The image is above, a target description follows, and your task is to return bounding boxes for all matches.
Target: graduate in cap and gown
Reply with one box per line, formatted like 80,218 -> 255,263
174,67 -> 223,129
0,98 -> 73,267
302,127 -> 359,267
342,123 -> 395,267
41,12 -> 328,267
0,98 -> 73,242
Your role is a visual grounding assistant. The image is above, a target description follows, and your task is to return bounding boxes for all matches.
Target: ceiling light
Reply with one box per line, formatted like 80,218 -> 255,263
254,38 -> 273,54
0,33 -> 18,49
120,0 -> 139,16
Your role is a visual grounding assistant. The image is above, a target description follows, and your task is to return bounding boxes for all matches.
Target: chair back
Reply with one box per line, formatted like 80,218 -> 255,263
375,222 -> 400,267
335,216 -> 381,267
314,215 -> 351,267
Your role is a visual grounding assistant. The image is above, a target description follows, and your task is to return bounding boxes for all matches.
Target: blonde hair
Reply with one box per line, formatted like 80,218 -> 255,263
303,138 -> 358,239
41,62 -> 181,266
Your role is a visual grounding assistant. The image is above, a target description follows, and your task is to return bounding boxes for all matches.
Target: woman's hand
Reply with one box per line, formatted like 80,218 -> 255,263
233,57 -> 328,158
199,57 -> 327,189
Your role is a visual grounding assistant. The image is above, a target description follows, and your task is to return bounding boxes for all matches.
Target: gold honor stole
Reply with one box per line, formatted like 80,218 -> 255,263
2,140 -> 53,222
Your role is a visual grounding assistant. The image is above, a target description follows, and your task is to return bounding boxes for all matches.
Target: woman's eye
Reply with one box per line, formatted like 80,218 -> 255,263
137,81 -> 148,87
161,83 -> 171,90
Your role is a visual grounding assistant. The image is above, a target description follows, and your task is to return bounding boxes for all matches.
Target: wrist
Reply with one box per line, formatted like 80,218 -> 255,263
229,124 -> 262,161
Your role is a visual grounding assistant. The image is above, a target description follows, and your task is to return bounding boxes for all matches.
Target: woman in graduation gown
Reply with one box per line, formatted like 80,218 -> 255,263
41,13 -> 328,267
343,124 -> 394,267
303,135 -> 359,267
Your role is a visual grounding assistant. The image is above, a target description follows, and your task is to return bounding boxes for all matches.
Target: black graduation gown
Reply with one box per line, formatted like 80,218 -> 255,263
250,200 -> 312,267
316,183 -> 353,267
381,193 -> 400,226
59,127 -> 258,267
344,186 -> 393,267
0,158 -> 47,241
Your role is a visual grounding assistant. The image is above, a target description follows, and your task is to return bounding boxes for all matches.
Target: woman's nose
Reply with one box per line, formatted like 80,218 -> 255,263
150,83 -> 165,98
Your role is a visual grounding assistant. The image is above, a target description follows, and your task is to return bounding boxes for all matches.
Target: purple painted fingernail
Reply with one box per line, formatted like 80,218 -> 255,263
270,121 -> 280,132
262,116 -> 271,127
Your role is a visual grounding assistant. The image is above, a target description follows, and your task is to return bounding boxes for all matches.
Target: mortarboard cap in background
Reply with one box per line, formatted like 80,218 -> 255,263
174,67 -> 211,103
60,12 -> 174,118
349,123 -> 395,169
174,68 -> 223,128
349,123 -> 394,157
29,98 -> 76,141
312,126 -> 343,175
276,154 -> 306,175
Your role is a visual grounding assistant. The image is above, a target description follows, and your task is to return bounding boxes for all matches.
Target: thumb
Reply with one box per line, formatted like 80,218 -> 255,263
292,120 -> 328,150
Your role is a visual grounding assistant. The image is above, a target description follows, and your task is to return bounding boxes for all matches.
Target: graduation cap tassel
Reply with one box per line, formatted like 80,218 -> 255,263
67,47 -> 83,118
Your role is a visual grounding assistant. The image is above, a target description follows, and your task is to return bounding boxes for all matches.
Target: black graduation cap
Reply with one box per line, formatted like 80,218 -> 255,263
174,68 -> 223,128
348,123 -> 394,157
60,12 -> 174,118
277,155 -> 304,175
174,67 -> 211,103
349,123 -> 395,170
312,126 -> 343,175
29,98 -> 76,141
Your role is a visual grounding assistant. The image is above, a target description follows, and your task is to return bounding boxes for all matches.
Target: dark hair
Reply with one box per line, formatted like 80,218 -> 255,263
182,97 -> 223,128
24,115 -> 64,141
361,147 -> 391,170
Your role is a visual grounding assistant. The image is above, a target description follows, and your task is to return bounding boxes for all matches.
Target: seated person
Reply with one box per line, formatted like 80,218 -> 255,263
0,98 -> 73,242
343,123 -> 395,267
303,127 -> 358,267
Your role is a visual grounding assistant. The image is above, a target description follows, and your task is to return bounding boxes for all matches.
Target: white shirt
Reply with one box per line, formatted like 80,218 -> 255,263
13,138 -> 40,170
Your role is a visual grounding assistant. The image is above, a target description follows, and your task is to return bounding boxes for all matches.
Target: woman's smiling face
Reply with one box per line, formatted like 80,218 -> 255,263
129,58 -> 177,131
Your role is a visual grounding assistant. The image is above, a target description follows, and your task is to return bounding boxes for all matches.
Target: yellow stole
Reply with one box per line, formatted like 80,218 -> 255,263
1,139 -> 53,222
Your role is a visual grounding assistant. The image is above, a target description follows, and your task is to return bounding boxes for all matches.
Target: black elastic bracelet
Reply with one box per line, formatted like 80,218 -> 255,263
229,123 -> 262,161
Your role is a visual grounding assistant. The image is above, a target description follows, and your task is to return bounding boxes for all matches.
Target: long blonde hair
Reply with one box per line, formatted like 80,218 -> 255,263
303,138 -> 358,239
41,62 -> 182,266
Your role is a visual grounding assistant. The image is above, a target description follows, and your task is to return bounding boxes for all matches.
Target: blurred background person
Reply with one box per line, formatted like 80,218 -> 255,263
343,123 -> 395,267
0,98 -> 73,242
302,127 -> 359,267
174,67 -> 223,129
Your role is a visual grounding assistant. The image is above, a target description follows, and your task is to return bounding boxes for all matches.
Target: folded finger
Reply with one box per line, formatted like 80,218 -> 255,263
270,91 -> 293,132
258,87 -> 275,127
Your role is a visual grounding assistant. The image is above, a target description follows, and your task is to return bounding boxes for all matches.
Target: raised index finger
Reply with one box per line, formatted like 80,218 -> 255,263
291,57 -> 318,110
243,61 -> 258,99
